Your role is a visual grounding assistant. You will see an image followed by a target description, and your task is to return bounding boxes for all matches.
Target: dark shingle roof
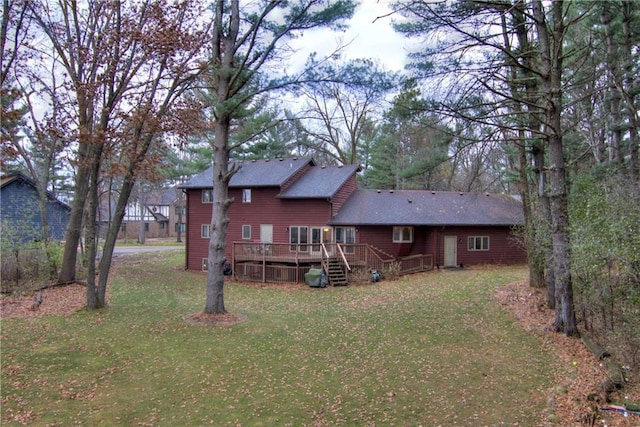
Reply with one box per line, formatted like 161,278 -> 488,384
329,189 -> 523,226
179,157 -> 314,189
278,164 -> 359,199
1,173 -> 71,211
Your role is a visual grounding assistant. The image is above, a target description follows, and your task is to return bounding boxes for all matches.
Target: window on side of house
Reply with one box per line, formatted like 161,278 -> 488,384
242,189 -> 251,203
242,225 -> 251,240
202,258 -> 208,271
392,226 -> 413,243
201,224 -> 211,238
467,236 -> 489,251
335,226 -> 356,253
202,189 -> 213,203
289,226 -> 308,252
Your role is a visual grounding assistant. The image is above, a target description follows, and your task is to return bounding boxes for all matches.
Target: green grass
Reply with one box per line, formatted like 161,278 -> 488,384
1,253 -> 552,426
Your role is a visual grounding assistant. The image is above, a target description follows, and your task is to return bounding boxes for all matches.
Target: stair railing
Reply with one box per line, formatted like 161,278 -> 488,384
320,243 -> 331,273
336,243 -> 351,271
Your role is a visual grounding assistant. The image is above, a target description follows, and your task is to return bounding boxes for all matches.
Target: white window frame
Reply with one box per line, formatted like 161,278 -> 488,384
468,236 -> 489,251
392,226 -> 413,243
202,258 -> 208,271
201,224 -> 211,238
202,189 -> 213,203
242,188 -> 251,203
335,226 -> 356,253
289,226 -> 309,252
242,225 -> 251,240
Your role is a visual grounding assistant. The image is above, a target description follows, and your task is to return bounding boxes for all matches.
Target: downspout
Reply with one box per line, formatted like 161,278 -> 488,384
182,188 -> 188,270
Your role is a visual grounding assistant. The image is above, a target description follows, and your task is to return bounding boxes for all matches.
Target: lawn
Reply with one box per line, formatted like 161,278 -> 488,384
1,252 -> 552,426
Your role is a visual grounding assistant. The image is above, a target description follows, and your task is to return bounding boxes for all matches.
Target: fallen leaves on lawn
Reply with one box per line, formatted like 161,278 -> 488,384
0,283 -> 89,319
496,280 -> 640,427
184,311 -> 248,327
3,277 -> 639,426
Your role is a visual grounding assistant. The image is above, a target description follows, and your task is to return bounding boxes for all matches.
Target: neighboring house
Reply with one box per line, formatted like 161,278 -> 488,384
98,186 -> 185,240
179,157 -> 526,284
0,173 -> 71,243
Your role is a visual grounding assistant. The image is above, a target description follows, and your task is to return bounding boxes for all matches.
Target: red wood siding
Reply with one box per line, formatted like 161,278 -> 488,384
433,226 -> 526,266
358,225 -> 525,266
186,186 -> 334,270
357,226 -> 429,258
331,174 -> 358,217
185,189 -> 216,271
280,161 -> 313,192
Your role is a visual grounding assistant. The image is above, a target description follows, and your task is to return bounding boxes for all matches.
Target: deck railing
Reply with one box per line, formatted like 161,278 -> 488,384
231,242 -> 433,284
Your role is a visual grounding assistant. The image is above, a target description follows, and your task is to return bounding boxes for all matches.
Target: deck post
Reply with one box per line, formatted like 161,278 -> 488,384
262,244 -> 266,282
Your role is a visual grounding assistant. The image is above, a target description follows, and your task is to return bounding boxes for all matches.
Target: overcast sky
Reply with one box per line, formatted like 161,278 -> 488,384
288,0 -> 411,72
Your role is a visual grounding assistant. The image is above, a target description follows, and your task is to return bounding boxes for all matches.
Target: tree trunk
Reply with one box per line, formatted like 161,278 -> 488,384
621,0 -> 640,183
58,145 -> 91,283
601,1 -> 623,166
533,0 -> 578,337
85,145 -> 103,309
97,174 -> 137,306
506,0 -> 547,288
137,184 -> 147,244
205,115 -> 234,314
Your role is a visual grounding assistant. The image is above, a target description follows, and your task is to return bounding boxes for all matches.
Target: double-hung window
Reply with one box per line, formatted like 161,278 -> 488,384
242,225 -> 251,240
202,190 -> 213,203
201,224 -> 211,238
468,236 -> 489,251
392,226 -> 413,243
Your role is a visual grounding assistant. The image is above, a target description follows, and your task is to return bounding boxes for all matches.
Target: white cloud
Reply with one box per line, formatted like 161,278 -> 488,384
287,0 -> 408,72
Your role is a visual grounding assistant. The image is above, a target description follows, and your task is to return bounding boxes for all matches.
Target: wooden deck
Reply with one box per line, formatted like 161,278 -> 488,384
231,242 -> 433,284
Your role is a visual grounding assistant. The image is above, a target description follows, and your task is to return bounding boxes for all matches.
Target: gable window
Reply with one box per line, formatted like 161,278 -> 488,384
242,225 -> 251,240
468,236 -> 489,251
290,226 -> 308,252
242,189 -> 251,203
392,226 -> 413,243
201,224 -> 211,238
202,190 -> 213,203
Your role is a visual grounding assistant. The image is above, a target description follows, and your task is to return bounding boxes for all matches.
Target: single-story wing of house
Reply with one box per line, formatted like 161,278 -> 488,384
179,157 -> 526,284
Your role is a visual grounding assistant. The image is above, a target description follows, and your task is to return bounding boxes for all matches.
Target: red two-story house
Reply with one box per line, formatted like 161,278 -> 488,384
179,157 -> 526,284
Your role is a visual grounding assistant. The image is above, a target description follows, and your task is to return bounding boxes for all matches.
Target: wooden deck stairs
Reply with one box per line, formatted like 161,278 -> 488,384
326,258 -> 348,286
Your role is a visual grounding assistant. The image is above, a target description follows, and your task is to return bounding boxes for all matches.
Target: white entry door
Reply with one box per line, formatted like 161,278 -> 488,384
444,236 -> 457,267
260,224 -> 273,243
